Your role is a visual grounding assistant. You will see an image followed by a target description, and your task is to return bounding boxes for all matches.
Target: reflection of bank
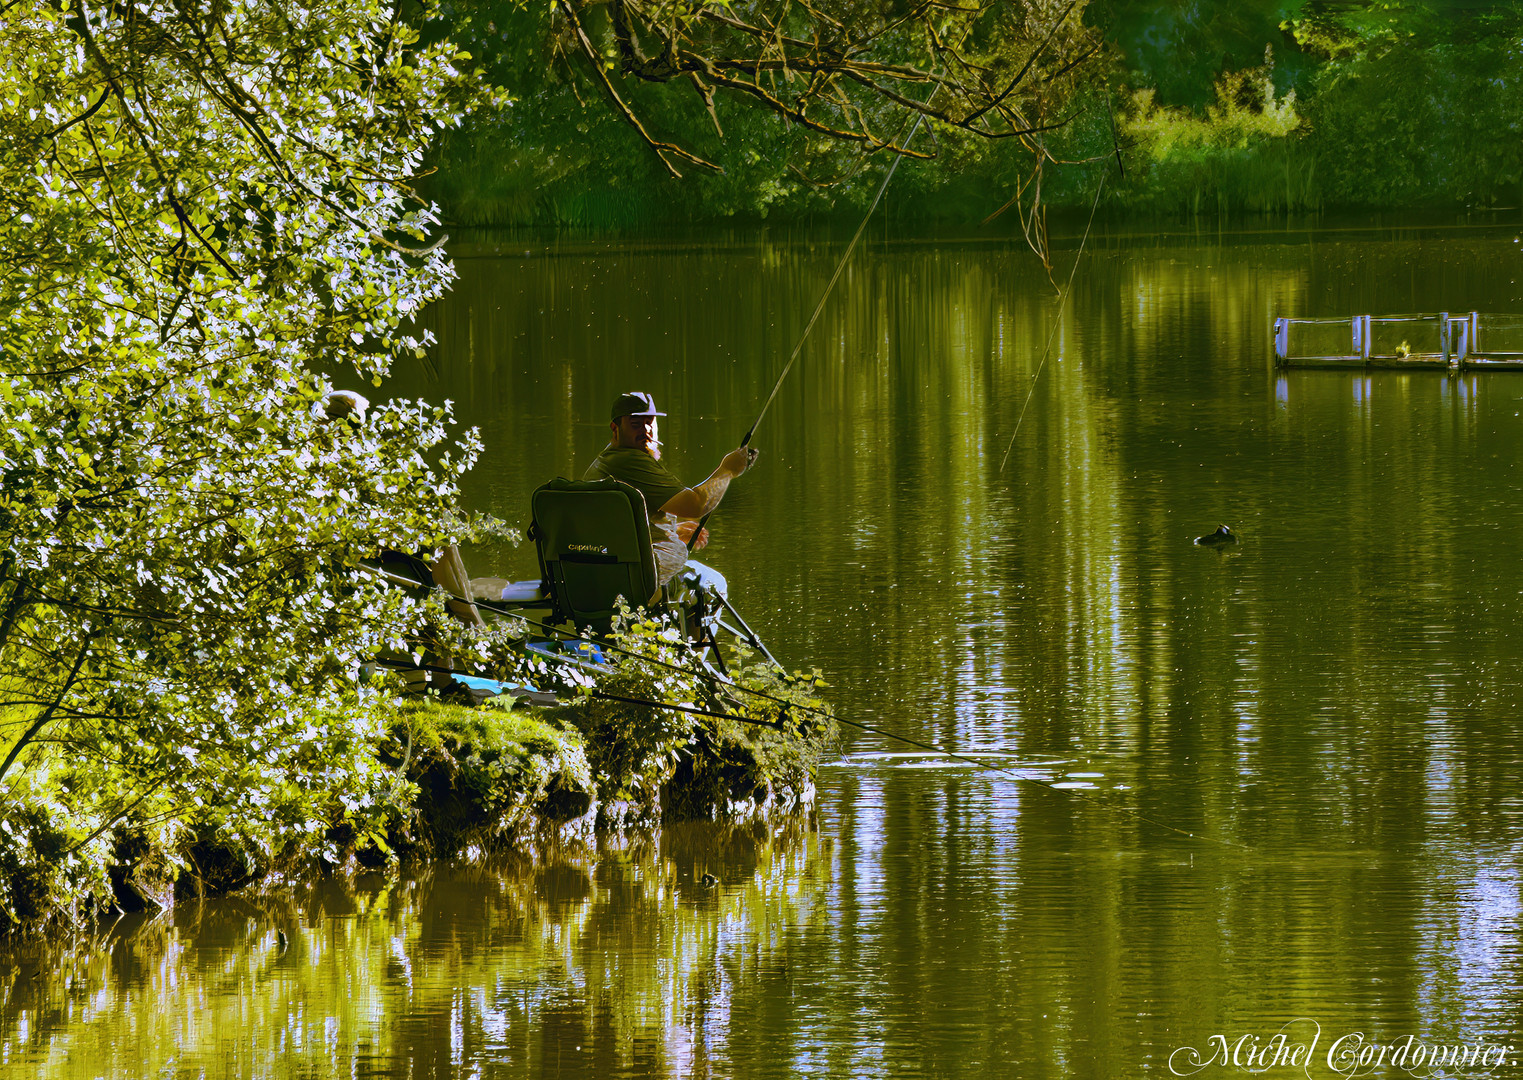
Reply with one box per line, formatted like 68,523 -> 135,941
0,818 -> 828,1080
1274,311 -> 1523,369
390,818 -> 829,1079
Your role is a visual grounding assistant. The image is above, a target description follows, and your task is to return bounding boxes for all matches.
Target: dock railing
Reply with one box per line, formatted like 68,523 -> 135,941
1274,313 -> 1523,370
1273,313 -> 1454,368
1457,312 -> 1523,367
1267,312 -> 1523,370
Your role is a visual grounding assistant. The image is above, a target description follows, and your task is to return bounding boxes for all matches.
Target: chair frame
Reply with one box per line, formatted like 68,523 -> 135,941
526,477 -> 774,677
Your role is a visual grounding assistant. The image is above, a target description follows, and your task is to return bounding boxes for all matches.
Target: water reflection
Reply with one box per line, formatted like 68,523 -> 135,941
10,226 -> 1523,1076
2,821 -> 830,1079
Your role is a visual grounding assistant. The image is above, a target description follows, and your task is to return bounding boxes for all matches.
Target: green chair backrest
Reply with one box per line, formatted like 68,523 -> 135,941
530,477 -> 659,631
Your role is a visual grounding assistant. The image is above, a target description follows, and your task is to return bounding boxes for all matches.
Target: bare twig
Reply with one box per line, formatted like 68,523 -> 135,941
558,0 -> 721,177
688,71 -> 724,137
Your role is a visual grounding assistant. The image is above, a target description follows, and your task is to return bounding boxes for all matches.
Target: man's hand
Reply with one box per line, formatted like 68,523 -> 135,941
721,446 -> 759,476
675,521 -> 709,550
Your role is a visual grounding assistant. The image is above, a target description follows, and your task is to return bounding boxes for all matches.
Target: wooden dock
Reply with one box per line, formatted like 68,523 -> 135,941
1273,313 -> 1523,369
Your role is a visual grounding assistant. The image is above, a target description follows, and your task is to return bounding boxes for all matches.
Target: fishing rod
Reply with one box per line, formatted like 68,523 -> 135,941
686,110 -> 931,552
365,657 -> 784,728
361,566 -> 1248,849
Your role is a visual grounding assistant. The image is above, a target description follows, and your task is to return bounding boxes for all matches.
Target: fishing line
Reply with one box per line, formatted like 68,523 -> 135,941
363,567 -> 1247,849
741,114 -> 925,450
997,166 -> 1106,474
687,95 -> 936,552
741,7 -> 1092,453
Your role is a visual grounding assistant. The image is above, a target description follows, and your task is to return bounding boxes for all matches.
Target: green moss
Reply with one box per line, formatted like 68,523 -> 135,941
390,696 -> 577,765
377,697 -> 597,853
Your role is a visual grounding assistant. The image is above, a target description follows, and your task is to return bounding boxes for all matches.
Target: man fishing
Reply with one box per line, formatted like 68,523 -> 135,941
584,391 -> 757,586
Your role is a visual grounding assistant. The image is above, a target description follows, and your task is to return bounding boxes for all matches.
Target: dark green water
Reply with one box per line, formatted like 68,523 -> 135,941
9,224 -> 1523,1078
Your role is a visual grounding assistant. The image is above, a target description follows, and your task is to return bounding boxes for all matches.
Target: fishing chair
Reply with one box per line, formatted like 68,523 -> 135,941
525,477 -> 773,676
529,477 -> 661,632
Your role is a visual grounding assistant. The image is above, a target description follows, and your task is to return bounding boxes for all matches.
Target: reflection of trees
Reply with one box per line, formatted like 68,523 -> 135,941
0,819 -> 828,1078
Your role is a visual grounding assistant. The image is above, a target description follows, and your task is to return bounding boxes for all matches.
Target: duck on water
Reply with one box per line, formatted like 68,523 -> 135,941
1194,524 -> 1239,548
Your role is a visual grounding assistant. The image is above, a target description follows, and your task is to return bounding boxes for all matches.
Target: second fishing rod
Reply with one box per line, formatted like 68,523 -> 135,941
363,564 -> 1247,850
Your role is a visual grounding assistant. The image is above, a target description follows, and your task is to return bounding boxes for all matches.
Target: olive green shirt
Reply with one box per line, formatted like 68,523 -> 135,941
583,446 -> 685,517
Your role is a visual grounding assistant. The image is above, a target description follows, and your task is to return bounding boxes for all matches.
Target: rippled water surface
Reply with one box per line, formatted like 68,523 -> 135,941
8,223 -> 1523,1078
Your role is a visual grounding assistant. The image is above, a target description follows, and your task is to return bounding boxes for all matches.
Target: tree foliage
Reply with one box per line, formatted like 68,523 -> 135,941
1093,0 -> 1314,107
1103,2 -> 1523,216
1289,3 -> 1523,210
551,0 -> 1106,175
429,0 -> 1523,225
427,0 -> 1112,237
0,0 -> 501,929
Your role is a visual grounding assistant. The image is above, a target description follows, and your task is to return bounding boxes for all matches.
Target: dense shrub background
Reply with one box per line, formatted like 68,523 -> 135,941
426,0 -> 1523,226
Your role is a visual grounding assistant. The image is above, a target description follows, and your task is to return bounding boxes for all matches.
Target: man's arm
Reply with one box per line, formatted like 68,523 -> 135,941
659,447 -> 757,519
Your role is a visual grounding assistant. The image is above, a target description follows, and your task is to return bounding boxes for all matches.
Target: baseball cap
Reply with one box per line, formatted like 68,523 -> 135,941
610,391 -> 666,421
322,389 -> 370,421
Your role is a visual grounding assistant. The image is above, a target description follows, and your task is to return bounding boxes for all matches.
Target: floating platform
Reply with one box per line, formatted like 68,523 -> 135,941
1273,313 -> 1523,370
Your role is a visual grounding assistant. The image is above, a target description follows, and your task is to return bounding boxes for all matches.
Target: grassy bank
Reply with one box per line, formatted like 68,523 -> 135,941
1,687 -> 835,938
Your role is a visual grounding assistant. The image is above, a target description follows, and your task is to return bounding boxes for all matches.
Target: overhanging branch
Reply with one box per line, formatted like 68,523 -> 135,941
558,0 -> 722,177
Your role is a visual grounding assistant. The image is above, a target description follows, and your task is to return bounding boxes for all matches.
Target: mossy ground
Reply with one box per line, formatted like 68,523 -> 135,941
375,696 -> 597,855
2,688 -> 832,937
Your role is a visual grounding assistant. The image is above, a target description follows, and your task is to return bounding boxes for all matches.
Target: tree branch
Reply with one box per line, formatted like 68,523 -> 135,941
0,571 -> 29,657
963,0 -> 1080,124
0,637 -> 90,783
41,85 -> 111,141
557,0 -> 721,177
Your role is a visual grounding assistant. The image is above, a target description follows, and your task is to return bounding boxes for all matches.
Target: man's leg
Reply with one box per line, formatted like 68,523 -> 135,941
680,559 -> 728,598
430,544 -> 485,627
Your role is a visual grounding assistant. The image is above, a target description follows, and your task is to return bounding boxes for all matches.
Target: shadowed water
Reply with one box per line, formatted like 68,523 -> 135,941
7,222 -> 1523,1078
